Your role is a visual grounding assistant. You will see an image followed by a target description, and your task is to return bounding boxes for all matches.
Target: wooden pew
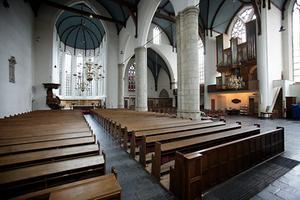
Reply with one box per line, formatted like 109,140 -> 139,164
13,173 -> 121,200
169,127 -> 284,200
0,127 -> 90,140
0,136 -> 95,156
0,131 -> 92,147
139,123 -> 241,166
0,144 -> 99,171
130,121 -> 225,157
151,126 -> 260,179
0,155 -> 105,198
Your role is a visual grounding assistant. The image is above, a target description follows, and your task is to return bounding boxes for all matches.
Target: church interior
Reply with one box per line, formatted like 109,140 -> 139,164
1,0 -> 300,199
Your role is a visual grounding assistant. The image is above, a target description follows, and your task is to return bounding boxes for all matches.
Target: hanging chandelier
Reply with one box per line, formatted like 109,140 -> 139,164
84,58 -> 102,82
73,58 -> 104,93
73,71 -> 90,93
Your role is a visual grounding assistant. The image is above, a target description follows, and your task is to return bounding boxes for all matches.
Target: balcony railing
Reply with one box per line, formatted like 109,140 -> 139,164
207,80 -> 259,93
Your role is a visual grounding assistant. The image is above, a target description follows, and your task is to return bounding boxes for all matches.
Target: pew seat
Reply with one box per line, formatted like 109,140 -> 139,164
0,155 -> 105,198
13,174 -> 121,200
0,136 -> 95,155
0,131 -> 92,147
130,121 -> 224,156
0,144 -> 99,170
139,123 -> 241,166
151,126 -> 260,179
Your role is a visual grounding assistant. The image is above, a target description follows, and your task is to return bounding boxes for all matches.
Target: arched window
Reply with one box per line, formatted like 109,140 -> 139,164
198,39 -> 205,84
64,53 -> 72,96
293,0 -> 300,82
59,49 -> 102,97
231,7 -> 256,43
153,26 -> 161,44
128,64 -> 136,91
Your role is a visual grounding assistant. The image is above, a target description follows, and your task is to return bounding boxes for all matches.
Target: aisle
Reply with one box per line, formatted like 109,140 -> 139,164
84,115 -> 175,200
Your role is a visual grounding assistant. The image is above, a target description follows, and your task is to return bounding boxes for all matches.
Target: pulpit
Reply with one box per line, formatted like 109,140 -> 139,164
43,83 -> 61,110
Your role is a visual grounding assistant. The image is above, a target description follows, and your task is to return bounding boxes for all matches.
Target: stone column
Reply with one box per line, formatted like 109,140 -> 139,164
118,64 -> 125,108
256,7 -> 270,115
177,7 -> 200,119
135,46 -> 148,111
204,35 -> 217,110
176,12 -> 183,118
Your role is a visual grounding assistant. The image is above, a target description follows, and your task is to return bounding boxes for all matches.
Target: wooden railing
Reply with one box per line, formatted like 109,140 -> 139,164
207,80 -> 259,93
169,127 -> 284,200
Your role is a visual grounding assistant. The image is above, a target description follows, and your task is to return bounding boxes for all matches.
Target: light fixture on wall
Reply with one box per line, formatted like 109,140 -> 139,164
279,26 -> 286,32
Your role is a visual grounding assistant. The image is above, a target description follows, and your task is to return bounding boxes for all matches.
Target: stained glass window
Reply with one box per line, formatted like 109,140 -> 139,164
128,64 -> 136,91
231,7 -> 256,43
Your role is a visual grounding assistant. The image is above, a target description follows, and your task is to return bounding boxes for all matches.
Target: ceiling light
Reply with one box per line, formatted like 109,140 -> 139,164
89,14 -> 93,19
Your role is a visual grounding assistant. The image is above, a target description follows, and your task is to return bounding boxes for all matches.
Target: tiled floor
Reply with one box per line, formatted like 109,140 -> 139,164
85,114 -> 300,200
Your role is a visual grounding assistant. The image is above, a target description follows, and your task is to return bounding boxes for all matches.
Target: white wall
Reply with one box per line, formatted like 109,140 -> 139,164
266,6 -> 283,98
147,24 -> 171,46
157,68 -> 173,97
0,1 -> 34,118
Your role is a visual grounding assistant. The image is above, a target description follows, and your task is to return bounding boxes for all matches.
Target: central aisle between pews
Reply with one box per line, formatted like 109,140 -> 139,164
84,115 -> 176,200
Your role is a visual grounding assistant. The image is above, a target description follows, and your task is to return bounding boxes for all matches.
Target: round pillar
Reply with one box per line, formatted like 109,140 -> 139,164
118,64 -> 125,108
135,46 -> 148,111
177,7 -> 200,119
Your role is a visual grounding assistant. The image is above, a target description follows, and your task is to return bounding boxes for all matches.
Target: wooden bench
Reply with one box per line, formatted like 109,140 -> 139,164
169,127 -> 284,200
0,131 -> 92,147
130,121 -> 224,157
139,123 -> 241,166
0,155 -> 105,198
0,144 -> 100,170
0,136 -> 95,156
151,126 -> 260,179
13,169 -> 121,200
0,127 -> 91,140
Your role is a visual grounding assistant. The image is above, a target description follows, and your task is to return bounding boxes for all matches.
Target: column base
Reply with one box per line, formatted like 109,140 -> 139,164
177,111 -> 201,120
135,107 -> 148,112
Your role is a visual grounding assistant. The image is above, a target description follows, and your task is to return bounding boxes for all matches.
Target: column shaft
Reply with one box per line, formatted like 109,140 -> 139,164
257,7 -> 269,115
135,47 -> 148,111
177,7 -> 200,119
118,64 -> 125,108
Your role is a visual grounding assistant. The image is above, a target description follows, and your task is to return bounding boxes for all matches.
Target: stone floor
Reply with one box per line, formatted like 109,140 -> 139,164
85,115 -> 175,200
85,114 -> 300,200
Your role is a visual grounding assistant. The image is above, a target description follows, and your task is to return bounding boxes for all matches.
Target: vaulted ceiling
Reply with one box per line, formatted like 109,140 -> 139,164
56,3 -> 105,51
26,0 -> 290,43
147,48 -> 172,90
198,0 -> 287,35
152,0 -> 176,46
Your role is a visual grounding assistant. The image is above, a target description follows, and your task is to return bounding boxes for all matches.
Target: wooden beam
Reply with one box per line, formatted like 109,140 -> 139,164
251,0 -> 262,35
154,12 -> 175,23
42,0 -> 125,26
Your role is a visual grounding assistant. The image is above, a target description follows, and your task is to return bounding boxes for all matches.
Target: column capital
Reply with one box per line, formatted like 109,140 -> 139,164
118,63 -> 125,68
180,6 -> 199,17
134,46 -> 147,52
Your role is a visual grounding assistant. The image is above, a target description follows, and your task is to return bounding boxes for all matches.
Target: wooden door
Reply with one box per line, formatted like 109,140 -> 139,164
211,99 -> 216,111
249,97 -> 255,116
